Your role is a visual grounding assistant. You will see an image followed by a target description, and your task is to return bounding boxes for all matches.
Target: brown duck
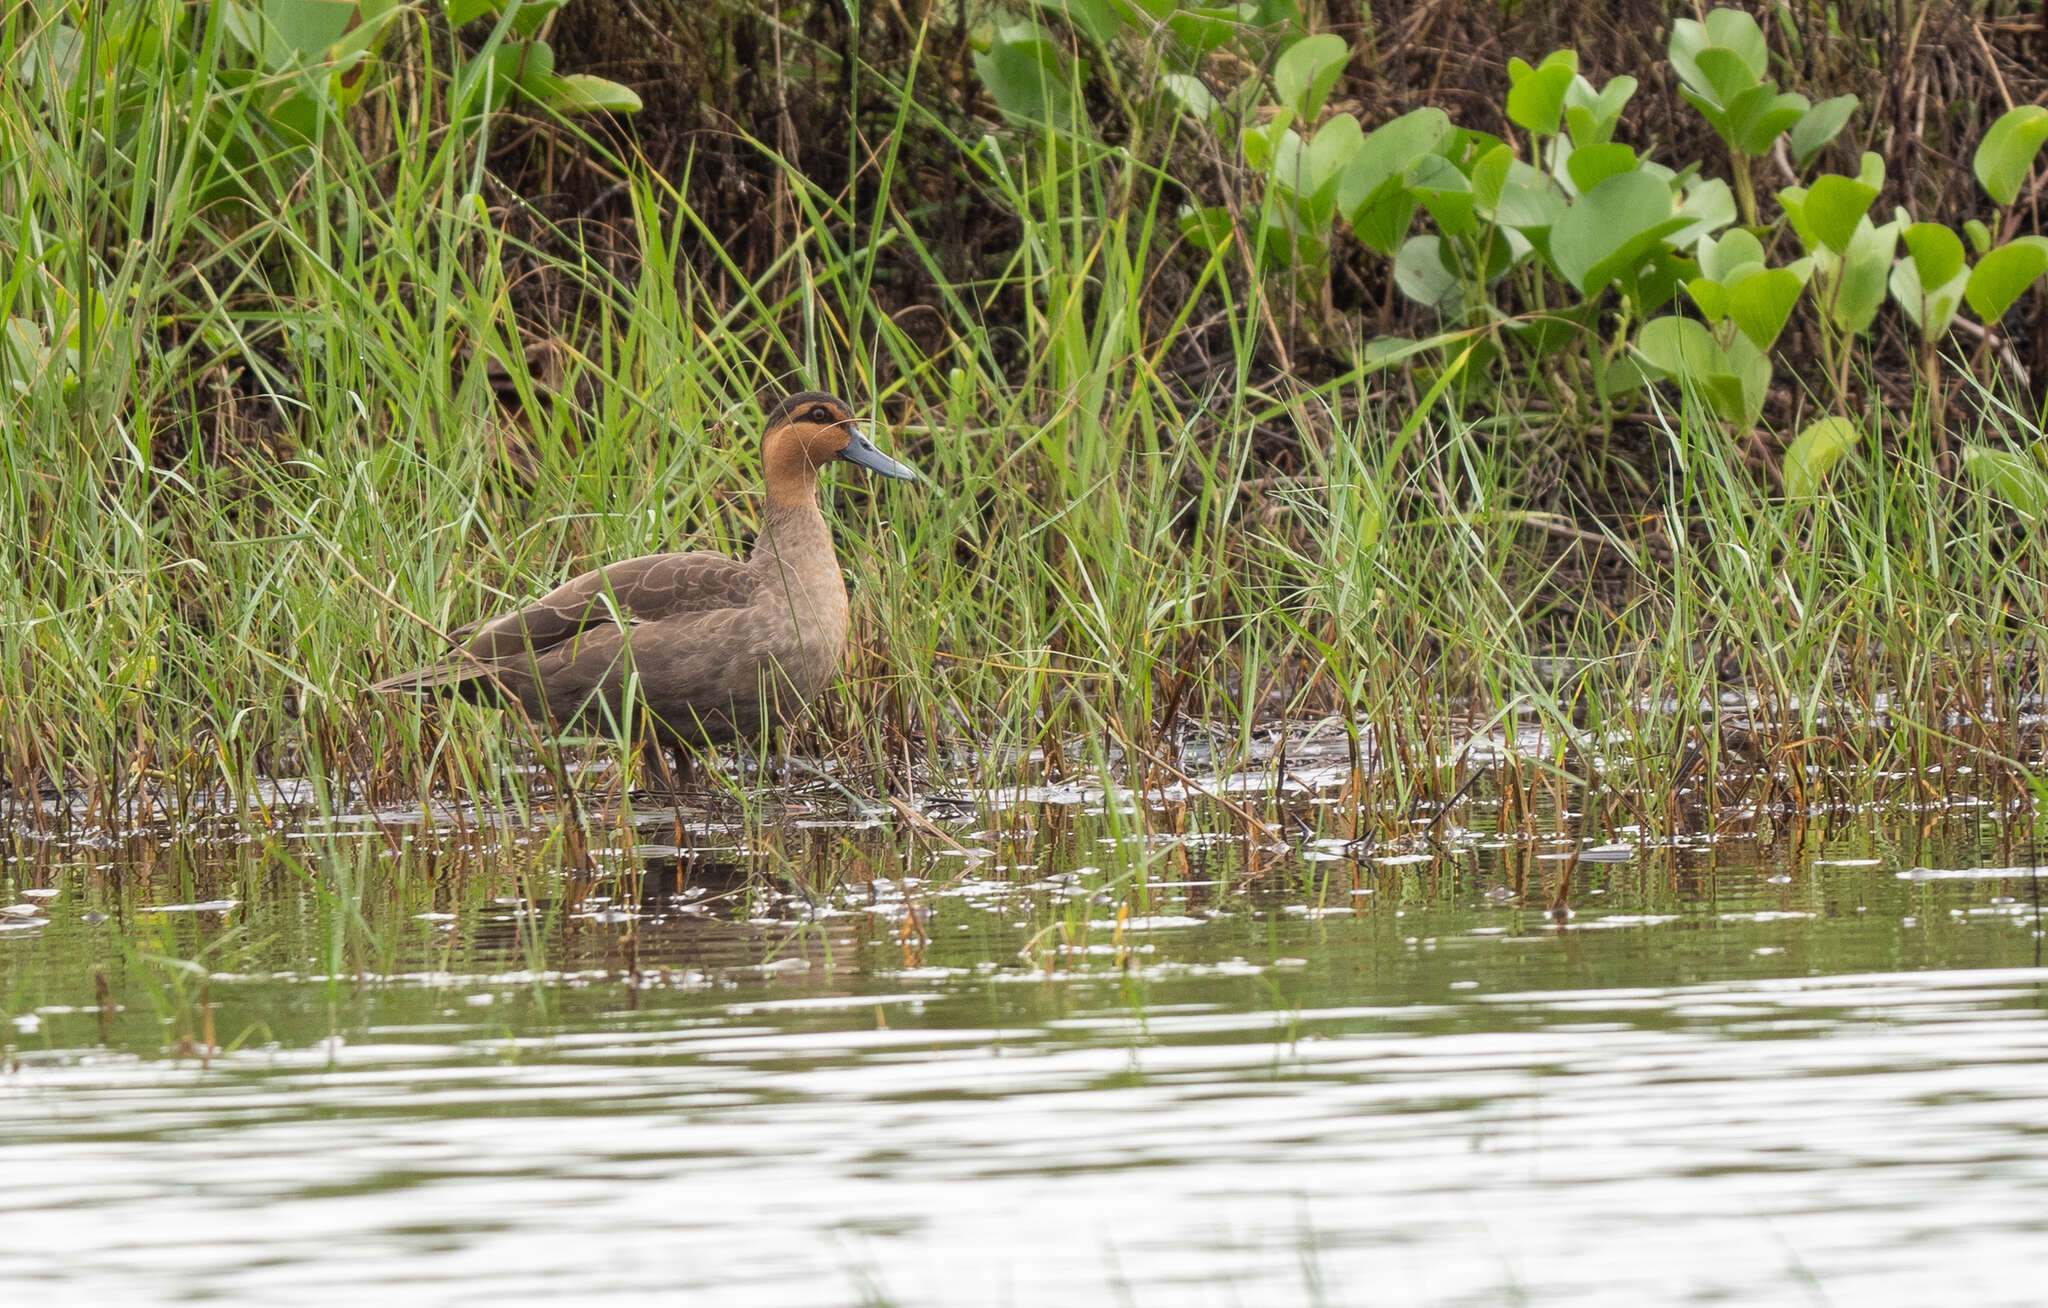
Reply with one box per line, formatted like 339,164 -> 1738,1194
373,392 -> 917,766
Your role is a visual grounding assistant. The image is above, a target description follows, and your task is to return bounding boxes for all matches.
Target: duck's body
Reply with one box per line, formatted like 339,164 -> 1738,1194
373,392 -> 915,753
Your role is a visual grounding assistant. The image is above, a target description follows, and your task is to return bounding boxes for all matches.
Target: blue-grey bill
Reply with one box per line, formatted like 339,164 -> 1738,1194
839,425 -> 919,482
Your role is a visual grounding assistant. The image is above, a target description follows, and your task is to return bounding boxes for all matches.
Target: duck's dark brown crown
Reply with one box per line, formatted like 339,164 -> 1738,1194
765,390 -> 853,429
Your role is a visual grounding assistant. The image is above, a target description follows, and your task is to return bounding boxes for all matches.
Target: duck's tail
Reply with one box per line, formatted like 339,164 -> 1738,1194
370,660 -> 509,703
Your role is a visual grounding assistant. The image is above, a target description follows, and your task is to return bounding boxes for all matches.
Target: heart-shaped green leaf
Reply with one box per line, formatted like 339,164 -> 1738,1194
1725,332 -> 1772,428
1565,142 -> 1638,193
1307,112 -> 1364,176
1902,222 -> 1966,289
1291,114 -> 1364,227
1964,236 -> 2048,325
1241,113 -> 1290,172
1702,7 -> 1768,77
1636,314 -> 1724,379
1563,74 -> 1636,146
1788,94 -> 1857,170
1337,109 -> 1458,253
1550,170 -> 1691,294
529,72 -> 642,114
1832,217 -> 1902,333
1393,234 -> 1461,308
1696,228 -> 1764,282
1729,86 -> 1810,155
1405,154 -> 1475,236
1782,416 -> 1861,498
1963,445 -> 2048,521
1467,145 -> 1513,208
1160,73 -> 1219,124
496,38 -> 555,87
1486,158 -> 1566,232
1776,183 -> 1816,250
1889,247 -> 1967,338
1667,18 -> 1713,100
972,21 -> 1075,130
1693,46 -> 1761,111
1636,315 -> 1767,426
1506,48 -> 1576,137
1803,172 -> 1880,254
1728,266 -> 1807,350
1974,105 -> 2048,208
1668,177 -> 1736,249
1635,250 -> 1694,315
1350,193 -> 1420,256
1686,277 -> 1733,320
1275,113 -> 1359,191
1274,33 -> 1349,122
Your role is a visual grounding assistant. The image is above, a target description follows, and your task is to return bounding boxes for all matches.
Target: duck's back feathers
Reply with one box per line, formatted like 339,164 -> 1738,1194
457,551 -> 760,660
372,550 -> 761,700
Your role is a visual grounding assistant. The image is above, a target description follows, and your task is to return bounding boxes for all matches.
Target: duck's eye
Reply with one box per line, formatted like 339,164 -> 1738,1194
807,405 -> 834,424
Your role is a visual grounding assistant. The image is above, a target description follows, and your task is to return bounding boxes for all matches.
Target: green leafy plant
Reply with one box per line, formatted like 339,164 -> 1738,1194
1890,221 -> 1969,398
972,17 -> 1084,132
1667,8 -> 1853,225
1957,106 -> 2048,349
1365,46 -> 1748,428
1972,105 -> 2048,209
1962,444 -> 2048,522
965,1 -> 2048,501
1954,107 -> 2048,506
1635,312 -> 1769,430
1774,153 -> 1897,405
1781,415 -> 1861,499
443,0 -> 643,115
1187,30 -> 1367,289
1776,105 -> 2048,462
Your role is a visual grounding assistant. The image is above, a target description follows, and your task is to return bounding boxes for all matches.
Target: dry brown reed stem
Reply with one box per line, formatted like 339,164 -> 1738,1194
885,795 -> 973,855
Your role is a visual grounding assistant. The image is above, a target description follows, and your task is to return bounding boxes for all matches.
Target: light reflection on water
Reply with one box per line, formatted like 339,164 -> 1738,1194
2,794 -> 2047,1305
6,971 -> 2048,1306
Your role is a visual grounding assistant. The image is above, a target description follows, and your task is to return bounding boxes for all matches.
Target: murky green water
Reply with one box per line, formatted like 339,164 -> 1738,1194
5,776 -> 2047,1305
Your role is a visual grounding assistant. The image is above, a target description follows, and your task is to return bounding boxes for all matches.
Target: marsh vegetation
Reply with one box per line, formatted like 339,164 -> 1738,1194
2,0 -> 2045,829
4,3 -> 2048,1300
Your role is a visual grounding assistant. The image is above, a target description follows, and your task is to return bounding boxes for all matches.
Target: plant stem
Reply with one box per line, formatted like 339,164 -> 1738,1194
1730,150 -> 1759,228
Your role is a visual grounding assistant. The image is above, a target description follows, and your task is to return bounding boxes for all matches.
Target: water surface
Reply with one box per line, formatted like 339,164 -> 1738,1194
4,781 -> 2046,1305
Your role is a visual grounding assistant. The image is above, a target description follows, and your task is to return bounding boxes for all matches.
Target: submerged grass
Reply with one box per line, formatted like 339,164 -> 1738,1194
1,4 -> 2044,845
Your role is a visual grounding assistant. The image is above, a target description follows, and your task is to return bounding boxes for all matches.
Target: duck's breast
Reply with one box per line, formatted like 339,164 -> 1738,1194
761,570 -> 849,708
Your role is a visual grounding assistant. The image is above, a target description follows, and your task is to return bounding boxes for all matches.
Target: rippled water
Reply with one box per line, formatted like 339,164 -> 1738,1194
4,781 -> 2047,1305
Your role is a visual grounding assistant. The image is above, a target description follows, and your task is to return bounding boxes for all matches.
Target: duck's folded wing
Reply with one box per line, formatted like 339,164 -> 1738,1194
459,552 -> 761,661
373,552 -> 758,695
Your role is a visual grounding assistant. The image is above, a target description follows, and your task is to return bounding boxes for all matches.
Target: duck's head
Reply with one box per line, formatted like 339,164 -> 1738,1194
762,391 -> 918,501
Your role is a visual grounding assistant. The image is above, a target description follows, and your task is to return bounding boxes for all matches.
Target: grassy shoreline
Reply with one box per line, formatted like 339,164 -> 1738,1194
2,3 -> 2044,834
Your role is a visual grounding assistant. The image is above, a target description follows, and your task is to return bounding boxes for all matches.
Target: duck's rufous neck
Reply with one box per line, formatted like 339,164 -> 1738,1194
755,431 -> 840,591
762,431 -> 821,511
